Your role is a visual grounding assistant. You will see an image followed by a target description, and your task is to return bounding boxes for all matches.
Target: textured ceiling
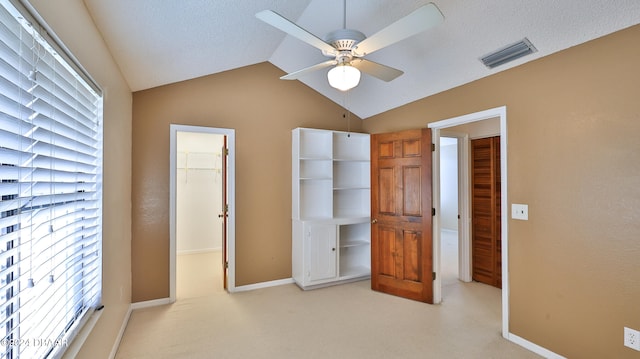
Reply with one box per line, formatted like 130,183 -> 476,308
83,0 -> 640,119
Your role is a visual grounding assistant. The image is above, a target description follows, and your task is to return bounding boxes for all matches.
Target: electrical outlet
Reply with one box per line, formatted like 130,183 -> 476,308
624,327 -> 640,351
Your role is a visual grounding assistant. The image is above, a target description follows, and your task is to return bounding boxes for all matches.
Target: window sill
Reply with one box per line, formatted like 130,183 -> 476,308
61,308 -> 104,359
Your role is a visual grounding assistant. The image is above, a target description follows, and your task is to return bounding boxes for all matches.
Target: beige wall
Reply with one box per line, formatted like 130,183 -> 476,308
28,0 -> 133,358
363,25 -> 640,359
131,63 -> 363,301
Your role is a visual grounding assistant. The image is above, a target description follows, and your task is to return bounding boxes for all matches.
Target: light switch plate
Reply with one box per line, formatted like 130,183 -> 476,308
512,204 -> 528,220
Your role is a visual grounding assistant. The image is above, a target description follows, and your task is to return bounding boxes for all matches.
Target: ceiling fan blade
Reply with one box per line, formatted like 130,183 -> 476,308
351,59 -> 403,82
353,3 -> 444,56
280,60 -> 338,80
256,10 -> 337,56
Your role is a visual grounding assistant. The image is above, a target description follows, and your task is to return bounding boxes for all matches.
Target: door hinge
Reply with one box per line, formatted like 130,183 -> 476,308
432,208 -> 436,216
431,143 -> 435,151
219,204 -> 229,218
433,271 -> 436,280
223,147 -> 229,156
225,261 -> 229,269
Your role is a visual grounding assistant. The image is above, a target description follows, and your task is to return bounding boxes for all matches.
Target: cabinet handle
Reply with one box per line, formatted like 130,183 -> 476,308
371,219 -> 378,224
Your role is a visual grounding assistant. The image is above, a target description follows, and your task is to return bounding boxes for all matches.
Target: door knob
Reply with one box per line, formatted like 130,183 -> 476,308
371,219 -> 378,224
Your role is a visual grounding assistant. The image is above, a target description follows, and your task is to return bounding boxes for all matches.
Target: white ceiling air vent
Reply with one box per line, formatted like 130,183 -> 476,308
481,38 -> 537,69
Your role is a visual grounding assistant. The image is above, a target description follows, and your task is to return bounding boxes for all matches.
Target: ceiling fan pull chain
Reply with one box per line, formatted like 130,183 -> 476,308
344,90 -> 351,136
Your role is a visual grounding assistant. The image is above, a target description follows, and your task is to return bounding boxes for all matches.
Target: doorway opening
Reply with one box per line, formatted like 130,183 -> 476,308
438,136 -> 460,288
429,106 -> 508,338
169,125 -> 236,301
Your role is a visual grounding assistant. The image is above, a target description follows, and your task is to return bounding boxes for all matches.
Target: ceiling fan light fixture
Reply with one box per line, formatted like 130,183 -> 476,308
327,64 -> 360,91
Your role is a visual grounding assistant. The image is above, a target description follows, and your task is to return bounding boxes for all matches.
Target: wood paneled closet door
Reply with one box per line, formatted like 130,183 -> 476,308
471,136 -> 501,288
371,128 -> 433,303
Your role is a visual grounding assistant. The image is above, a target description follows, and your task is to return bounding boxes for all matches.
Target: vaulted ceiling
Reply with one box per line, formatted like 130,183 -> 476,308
82,0 -> 640,119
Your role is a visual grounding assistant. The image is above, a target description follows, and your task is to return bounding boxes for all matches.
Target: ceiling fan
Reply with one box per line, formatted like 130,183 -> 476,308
256,2 -> 444,91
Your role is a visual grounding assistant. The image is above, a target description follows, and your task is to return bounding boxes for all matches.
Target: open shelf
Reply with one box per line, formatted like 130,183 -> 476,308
333,189 -> 370,218
333,161 -> 370,189
338,221 -> 370,279
339,222 -> 370,246
333,132 -> 369,161
299,179 -> 332,219
340,239 -> 369,248
300,159 -> 332,179
299,129 -> 332,159
339,263 -> 370,280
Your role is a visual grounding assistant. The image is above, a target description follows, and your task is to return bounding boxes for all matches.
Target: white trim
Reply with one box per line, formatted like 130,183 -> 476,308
508,333 -> 567,359
457,133 -> 472,282
430,106 -> 505,129
431,132 -> 443,303
170,125 -> 236,299
108,307 -> 132,359
130,298 -> 172,310
233,278 -> 295,292
429,106 -> 509,337
177,248 -> 221,256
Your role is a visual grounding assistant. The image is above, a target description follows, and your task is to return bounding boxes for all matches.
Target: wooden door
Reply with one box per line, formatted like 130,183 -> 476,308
220,137 -> 228,289
471,136 -> 501,288
371,128 -> 433,303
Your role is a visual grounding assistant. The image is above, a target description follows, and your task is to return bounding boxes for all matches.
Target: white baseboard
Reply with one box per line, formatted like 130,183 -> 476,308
233,278 -> 294,292
108,306 -> 132,359
130,297 -> 173,310
177,247 -> 221,255
130,277 -> 292,306
508,332 -> 566,359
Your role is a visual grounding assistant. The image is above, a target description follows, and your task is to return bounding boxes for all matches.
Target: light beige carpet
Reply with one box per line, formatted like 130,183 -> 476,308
441,229 -> 459,288
116,250 -> 540,359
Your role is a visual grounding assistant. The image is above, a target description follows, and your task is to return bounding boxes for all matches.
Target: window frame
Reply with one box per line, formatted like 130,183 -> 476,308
0,0 -> 103,357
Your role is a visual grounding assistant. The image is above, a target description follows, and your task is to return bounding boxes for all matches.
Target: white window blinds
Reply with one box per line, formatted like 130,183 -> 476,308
0,0 -> 103,358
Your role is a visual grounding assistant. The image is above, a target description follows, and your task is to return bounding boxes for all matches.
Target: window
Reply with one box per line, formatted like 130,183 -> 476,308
0,0 -> 102,358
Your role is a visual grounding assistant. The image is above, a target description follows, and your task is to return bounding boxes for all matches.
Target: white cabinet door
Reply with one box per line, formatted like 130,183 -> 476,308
307,223 -> 337,283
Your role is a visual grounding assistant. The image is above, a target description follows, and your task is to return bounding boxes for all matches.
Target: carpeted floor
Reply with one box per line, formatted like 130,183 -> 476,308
115,240 -> 539,359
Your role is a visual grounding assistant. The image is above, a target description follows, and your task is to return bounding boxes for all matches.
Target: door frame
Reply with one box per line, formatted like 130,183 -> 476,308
429,106 -> 508,338
169,124 -> 237,300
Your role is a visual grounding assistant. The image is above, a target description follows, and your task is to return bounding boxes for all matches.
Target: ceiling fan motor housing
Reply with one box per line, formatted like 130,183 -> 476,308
323,29 -> 366,55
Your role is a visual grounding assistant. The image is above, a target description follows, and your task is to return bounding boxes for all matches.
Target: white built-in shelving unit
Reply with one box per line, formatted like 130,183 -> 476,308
292,128 -> 371,289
